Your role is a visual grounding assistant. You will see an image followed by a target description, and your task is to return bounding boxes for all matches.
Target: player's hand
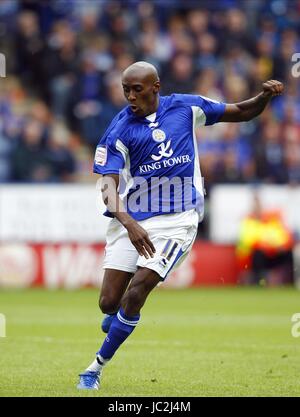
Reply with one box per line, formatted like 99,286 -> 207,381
262,80 -> 284,98
125,221 -> 156,259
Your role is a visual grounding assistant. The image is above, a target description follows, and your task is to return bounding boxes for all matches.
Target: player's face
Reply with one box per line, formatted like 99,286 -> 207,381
122,73 -> 160,117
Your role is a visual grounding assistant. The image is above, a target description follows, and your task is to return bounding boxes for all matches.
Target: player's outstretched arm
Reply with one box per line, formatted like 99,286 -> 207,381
101,174 -> 155,259
219,80 -> 284,123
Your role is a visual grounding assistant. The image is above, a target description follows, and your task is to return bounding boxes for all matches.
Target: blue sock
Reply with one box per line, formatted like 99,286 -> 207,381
97,308 -> 140,361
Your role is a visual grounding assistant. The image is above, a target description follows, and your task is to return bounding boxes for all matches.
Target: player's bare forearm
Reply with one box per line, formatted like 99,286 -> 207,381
101,174 -> 155,258
100,174 -> 135,225
220,80 -> 284,122
232,92 -> 271,120
101,174 -> 133,226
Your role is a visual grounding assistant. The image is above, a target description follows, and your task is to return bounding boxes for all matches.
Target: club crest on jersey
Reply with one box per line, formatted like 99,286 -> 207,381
152,129 -> 166,143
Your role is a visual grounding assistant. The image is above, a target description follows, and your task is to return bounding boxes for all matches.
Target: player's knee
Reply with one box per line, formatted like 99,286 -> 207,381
99,296 -> 118,314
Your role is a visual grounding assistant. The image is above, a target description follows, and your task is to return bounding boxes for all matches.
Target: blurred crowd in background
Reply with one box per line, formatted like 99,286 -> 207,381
0,0 -> 300,188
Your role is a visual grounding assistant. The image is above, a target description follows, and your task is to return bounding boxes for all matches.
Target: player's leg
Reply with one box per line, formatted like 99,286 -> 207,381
78,269 -> 133,390
99,217 -> 138,332
78,219 -> 139,389
78,267 -> 159,390
99,268 -> 133,332
121,267 -> 160,315
99,268 -> 133,314
95,267 -> 160,363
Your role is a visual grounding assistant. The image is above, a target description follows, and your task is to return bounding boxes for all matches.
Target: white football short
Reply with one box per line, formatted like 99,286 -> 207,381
102,209 -> 199,280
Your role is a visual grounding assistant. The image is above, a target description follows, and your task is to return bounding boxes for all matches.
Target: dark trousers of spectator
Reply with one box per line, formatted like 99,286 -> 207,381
252,249 -> 294,285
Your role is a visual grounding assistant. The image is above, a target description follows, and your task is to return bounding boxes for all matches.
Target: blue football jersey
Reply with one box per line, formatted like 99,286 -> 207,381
93,94 -> 225,221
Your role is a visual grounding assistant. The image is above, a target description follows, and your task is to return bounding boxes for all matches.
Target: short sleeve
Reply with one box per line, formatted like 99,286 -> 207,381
199,96 -> 226,126
93,135 -> 127,175
187,95 -> 225,127
200,95 -> 225,125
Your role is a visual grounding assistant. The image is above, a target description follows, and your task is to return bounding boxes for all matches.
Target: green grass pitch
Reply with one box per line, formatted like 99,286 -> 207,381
0,287 -> 299,397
